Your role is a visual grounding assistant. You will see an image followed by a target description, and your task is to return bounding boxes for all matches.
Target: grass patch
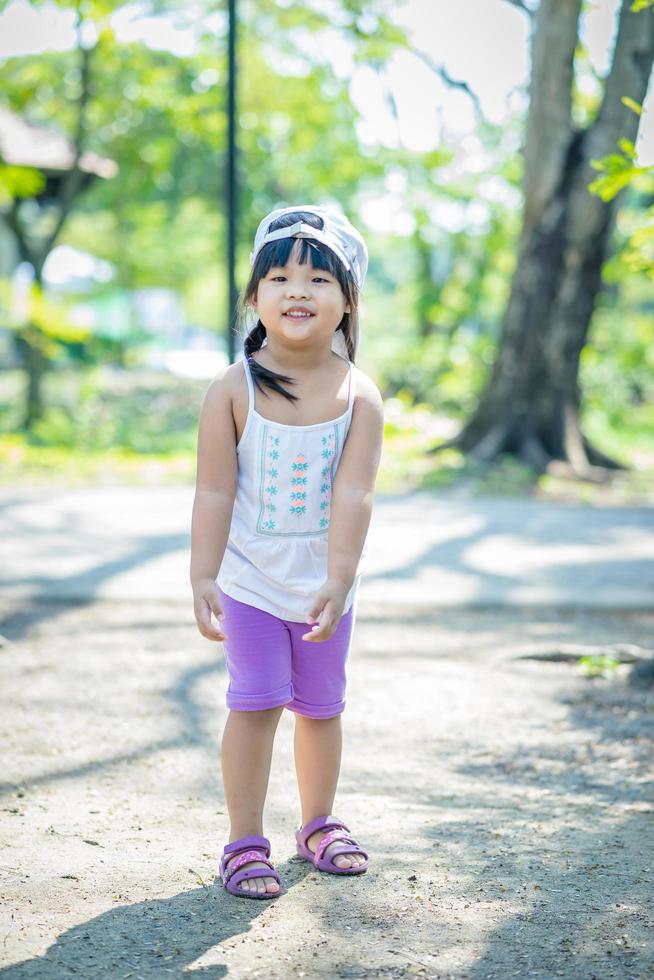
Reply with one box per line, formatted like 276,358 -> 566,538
0,436 -> 196,488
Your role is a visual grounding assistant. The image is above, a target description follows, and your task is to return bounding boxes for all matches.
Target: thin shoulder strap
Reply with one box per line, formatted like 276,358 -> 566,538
243,355 -> 255,412
346,359 -> 355,413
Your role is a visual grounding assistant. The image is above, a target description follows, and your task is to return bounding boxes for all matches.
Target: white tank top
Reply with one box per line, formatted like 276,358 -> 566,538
216,353 -> 364,622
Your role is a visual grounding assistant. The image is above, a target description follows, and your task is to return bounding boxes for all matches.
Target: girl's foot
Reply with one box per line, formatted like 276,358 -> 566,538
305,828 -> 367,870
225,852 -> 280,895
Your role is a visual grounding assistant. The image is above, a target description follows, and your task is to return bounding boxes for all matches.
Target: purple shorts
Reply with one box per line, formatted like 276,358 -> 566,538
217,588 -> 355,718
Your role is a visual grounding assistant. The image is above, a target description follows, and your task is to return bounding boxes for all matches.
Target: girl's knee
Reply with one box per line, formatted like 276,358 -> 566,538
230,705 -> 285,725
294,712 -> 342,725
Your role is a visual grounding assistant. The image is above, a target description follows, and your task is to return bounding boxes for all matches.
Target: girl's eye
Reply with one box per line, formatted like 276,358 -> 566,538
269,274 -> 330,283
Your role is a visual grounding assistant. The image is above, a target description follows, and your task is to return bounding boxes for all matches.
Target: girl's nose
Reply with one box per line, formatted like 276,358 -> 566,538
286,281 -> 310,298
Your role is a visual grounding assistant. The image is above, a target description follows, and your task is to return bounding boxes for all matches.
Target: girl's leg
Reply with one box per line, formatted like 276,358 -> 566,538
221,705 -> 285,894
217,591 -> 293,894
293,713 -> 366,869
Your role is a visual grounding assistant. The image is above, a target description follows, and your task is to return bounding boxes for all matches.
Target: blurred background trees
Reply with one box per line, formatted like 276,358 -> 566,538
441,0 -> 654,478
0,0 -> 652,497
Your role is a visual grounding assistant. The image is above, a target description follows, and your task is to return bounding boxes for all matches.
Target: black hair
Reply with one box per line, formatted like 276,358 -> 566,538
238,210 -> 360,403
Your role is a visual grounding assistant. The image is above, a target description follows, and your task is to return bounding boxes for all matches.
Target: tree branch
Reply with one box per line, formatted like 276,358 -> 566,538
42,16 -> 95,260
586,0 -> 654,162
3,201 -> 34,266
502,0 -> 536,17
506,0 -> 536,20
550,0 -> 654,258
410,48 -> 483,120
522,0 -> 582,233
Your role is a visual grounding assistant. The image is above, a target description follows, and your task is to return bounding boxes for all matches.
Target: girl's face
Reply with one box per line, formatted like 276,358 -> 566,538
254,245 -> 350,349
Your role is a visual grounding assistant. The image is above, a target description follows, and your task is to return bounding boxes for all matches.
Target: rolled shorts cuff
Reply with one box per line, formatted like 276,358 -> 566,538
226,682 -> 292,712
285,696 -> 346,719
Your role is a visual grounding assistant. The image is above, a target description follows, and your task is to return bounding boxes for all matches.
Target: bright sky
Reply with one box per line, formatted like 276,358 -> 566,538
0,0 -> 652,238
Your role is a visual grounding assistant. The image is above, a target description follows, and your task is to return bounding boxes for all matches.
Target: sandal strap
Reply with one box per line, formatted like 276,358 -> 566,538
315,828 -> 360,864
223,835 -> 271,859
297,814 -> 349,850
320,842 -> 369,864
223,848 -> 275,884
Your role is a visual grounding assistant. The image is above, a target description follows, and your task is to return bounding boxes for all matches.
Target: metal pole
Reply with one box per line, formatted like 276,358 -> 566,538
226,0 -> 237,363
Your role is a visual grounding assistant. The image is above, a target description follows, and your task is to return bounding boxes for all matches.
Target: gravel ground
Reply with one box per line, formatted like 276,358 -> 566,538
1,597 -> 652,979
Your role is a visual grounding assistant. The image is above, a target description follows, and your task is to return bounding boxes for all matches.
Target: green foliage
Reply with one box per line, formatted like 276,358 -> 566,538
590,99 -> 654,276
589,148 -> 653,202
578,655 -> 621,679
0,434 -> 195,487
0,0 -> 411,335
376,326 -> 496,416
589,105 -> 654,275
0,164 -> 45,203
584,306 -> 654,408
0,367 -> 206,453
63,197 -> 224,311
580,249 -> 654,479
621,96 -> 643,116
0,0 -> 651,485
0,278 -> 90,358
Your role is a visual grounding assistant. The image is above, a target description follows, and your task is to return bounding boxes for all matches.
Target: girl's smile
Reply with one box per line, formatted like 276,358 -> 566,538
283,307 -> 314,320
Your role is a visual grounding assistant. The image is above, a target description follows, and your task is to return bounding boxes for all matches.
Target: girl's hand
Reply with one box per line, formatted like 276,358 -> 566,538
302,579 -> 349,643
193,579 -> 229,642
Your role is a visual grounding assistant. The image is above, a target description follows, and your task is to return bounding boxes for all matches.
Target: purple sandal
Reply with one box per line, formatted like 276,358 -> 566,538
219,835 -> 281,899
296,814 -> 368,875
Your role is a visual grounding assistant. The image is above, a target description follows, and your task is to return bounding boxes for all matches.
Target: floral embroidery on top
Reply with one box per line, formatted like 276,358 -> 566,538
256,424 -> 342,536
290,452 -> 308,516
261,432 -> 281,530
319,432 -> 336,528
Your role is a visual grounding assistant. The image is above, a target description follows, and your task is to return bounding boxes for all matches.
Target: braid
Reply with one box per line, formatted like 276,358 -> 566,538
243,319 -> 299,403
244,321 -> 266,357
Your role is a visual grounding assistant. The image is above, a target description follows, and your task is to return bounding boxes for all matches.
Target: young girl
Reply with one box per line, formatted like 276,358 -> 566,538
190,204 -> 384,899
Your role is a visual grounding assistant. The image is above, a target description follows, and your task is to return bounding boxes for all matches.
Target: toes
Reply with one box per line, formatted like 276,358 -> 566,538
304,832 -> 367,872
331,851 -> 365,869
238,875 -> 279,894
227,857 -> 279,895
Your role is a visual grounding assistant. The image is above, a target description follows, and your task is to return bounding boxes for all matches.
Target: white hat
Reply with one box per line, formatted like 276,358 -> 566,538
249,204 -> 368,290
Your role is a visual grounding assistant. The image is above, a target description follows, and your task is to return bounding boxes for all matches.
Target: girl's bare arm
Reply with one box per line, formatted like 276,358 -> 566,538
304,370 -> 384,642
190,366 -> 238,639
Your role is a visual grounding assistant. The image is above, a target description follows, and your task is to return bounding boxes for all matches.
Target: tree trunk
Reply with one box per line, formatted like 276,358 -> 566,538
438,0 -> 654,477
14,329 -> 48,432
4,26 -> 94,431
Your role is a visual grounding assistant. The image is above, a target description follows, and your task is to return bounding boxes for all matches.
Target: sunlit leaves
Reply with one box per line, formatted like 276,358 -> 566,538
0,164 -> 45,203
0,277 -> 89,356
589,148 -> 653,202
621,96 -> 643,116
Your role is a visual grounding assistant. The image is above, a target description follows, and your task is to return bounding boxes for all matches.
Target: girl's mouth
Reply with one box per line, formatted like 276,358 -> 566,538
283,312 -> 314,320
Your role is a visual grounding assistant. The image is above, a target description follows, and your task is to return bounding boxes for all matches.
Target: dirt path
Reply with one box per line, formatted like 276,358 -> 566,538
1,597 -> 652,979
